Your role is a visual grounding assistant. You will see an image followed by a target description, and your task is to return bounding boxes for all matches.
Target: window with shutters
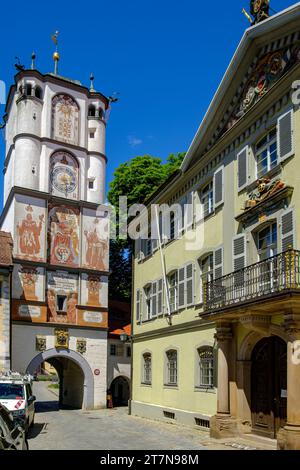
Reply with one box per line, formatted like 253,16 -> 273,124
201,181 -> 214,218
168,271 -> 178,313
258,223 -> 277,261
166,350 -> 178,386
198,347 -> 214,389
255,129 -> 277,179
142,353 -> 152,385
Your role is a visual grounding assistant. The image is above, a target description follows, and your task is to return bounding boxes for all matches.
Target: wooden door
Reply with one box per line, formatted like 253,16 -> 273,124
251,337 -> 287,438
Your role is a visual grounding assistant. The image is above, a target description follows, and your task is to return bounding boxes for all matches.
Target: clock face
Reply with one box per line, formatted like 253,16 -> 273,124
51,165 -> 77,195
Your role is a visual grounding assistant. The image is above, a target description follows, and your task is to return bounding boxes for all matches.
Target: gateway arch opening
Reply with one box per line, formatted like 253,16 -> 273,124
27,349 -> 94,410
33,357 -> 84,410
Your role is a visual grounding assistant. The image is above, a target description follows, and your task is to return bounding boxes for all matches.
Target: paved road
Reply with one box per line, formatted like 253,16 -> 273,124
28,382 -> 207,450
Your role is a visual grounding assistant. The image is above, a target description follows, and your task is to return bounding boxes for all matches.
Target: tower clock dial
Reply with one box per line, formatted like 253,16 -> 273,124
51,165 -> 77,195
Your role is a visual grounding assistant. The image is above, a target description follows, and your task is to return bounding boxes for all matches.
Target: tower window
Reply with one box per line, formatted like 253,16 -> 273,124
35,86 -> 42,99
89,132 -> 95,139
88,179 -> 95,190
32,165 -> 37,175
88,105 -> 96,117
25,84 -> 32,96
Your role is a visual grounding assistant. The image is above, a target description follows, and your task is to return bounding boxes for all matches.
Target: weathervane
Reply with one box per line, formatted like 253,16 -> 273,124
243,0 -> 270,26
51,30 -> 60,75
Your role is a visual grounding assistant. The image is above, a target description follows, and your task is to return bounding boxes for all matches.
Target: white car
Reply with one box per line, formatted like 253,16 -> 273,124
0,373 -> 36,433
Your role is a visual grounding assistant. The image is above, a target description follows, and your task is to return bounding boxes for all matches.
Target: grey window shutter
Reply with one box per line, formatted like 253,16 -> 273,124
186,263 -> 194,307
186,192 -> 194,229
237,146 -> 248,191
157,279 -> 163,315
214,247 -> 223,280
136,289 -> 141,322
178,267 -> 185,309
278,110 -> 294,162
233,234 -> 246,272
214,166 -> 224,208
281,209 -> 294,252
151,282 -> 157,318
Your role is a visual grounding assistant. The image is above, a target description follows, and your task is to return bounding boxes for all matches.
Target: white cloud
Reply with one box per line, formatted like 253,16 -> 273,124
128,135 -> 143,147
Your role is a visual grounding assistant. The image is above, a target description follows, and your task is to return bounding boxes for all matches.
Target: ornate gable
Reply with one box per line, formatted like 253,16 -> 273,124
181,3 -> 300,173
220,38 -> 300,137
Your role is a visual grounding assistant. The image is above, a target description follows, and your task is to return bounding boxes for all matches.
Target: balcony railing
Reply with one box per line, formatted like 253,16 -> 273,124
203,249 -> 300,312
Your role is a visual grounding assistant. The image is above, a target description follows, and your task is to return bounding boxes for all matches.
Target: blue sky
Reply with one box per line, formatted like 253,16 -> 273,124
0,0 -> 296,207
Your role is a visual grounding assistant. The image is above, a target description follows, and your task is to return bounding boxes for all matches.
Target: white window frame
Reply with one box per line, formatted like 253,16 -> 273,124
200,181 -> 214,218
255,128 -> 278,179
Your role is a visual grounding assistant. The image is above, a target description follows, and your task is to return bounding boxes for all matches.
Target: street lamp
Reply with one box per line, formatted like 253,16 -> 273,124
120,332 -> 129,343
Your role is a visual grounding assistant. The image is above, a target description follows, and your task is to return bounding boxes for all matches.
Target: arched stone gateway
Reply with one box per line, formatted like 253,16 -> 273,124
26,348 -> 95,410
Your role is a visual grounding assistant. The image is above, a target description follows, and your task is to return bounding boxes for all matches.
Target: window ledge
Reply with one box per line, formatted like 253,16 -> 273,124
164,384 -> 179,390
194,387 -> 216,394
141,383 -> 152,387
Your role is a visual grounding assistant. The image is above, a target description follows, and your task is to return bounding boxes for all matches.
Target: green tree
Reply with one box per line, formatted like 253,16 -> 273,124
107,153 -> 185,301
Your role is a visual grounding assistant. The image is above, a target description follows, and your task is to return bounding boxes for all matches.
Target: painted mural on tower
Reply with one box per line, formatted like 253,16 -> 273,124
47,271 -> 78,324
14,195 -> 46,262
51,94 -> 79,146
49,151 -> 79,200
13,264 -> 45,302
81,273 -> 108,308
82,208 -> 109,272
48,204 -> 80,268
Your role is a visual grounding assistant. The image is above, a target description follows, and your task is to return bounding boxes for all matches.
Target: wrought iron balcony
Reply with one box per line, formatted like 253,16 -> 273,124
203,250 -> 300,312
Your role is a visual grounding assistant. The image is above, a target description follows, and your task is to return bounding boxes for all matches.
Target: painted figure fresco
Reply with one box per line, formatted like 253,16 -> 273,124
16,205 -> 45,261
47,272 -> 79,325
49,151 -> 79,200
82,211 -> 109,271
51,94 -> 79,146
48,205 -> 80,267
20,267 -> 38,301
87,275 -> 102,307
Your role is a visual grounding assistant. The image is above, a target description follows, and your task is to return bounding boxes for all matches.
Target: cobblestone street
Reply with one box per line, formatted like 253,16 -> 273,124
28,382 -> 208,450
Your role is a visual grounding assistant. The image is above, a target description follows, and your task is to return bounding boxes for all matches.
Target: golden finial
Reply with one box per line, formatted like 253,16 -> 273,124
51,31 -> 60,75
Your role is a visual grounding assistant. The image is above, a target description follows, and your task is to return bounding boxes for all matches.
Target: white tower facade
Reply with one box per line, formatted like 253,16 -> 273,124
1,68 -> 110,410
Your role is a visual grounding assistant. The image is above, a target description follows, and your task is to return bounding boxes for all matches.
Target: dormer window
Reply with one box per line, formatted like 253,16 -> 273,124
88,105 -> 96,117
